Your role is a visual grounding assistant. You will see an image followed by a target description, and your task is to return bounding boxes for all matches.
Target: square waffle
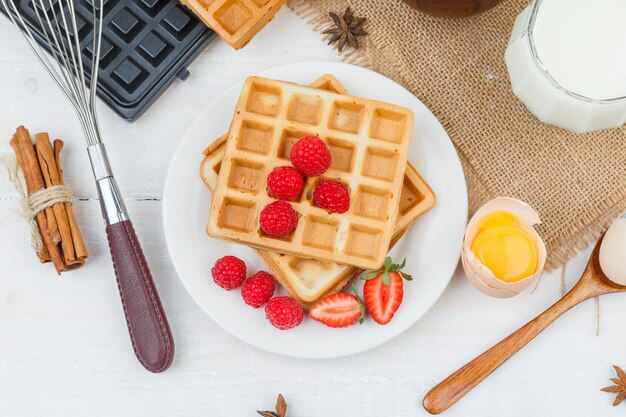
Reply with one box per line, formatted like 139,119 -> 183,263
207,76 -> 415,270
1,0 -> 215,120
201,75 -> 435,308
180,0 -> 285,49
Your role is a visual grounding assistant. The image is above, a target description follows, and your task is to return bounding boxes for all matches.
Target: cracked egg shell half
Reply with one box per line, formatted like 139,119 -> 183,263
462,197 -> 547,298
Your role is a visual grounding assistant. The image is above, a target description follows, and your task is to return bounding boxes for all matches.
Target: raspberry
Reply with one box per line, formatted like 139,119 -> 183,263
267,166 -> 304,201
265,296 -> 304,330
289,136 -> 332,177
211,256 -> 247,290
259,200 -> 298,237
241,271 -> 275,308
313,180 -> 350,214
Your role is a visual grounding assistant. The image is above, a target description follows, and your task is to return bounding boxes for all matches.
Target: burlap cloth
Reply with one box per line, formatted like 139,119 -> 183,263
288,0 -> 626,271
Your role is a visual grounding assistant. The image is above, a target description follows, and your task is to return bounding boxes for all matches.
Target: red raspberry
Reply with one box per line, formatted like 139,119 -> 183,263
313,180 -> 350,214
265,296 -> 304,330
267,166 -> 304,201
241,271 -> 275,308
259,200 -> 298,237
289,136 -> 332,177
211,256 -> 247,290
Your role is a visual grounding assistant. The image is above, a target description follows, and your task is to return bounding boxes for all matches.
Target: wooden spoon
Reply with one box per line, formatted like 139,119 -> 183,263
423,234 -> 624,414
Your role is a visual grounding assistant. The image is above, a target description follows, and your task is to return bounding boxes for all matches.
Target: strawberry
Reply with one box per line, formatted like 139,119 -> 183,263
309,285 -> 364,328
361,257 -> 412,325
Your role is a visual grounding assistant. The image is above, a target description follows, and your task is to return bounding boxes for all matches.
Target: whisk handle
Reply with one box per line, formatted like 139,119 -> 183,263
88,143 -> 174,372
106,220 -> 175,373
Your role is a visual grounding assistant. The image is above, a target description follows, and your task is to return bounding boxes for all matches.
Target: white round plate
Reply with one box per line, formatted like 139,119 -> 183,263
163,61 -> 467,359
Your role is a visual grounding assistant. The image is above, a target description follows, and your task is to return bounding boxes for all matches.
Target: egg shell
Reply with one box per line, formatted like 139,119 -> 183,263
462,197 -> 547,298
599,213 -> 626,286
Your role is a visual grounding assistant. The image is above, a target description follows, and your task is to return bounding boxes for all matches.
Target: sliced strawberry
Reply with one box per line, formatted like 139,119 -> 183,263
309,286 -> 364,328
361,257 -> 412,325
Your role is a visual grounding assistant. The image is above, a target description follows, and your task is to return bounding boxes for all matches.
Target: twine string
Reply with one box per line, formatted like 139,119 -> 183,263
0,153 -> 72,252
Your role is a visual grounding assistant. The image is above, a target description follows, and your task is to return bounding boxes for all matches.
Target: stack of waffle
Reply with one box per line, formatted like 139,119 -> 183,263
200,75 -> 435,309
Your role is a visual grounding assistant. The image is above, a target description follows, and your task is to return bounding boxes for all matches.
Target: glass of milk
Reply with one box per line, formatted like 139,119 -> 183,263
505,0 -> 626,133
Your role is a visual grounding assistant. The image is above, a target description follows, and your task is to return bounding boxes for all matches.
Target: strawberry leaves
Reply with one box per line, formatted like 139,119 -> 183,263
360,270 -> 379,280
382,271 -> 391,286
361,257 -> 413,285
400,271 -> 413,281
351,284 -> 365,324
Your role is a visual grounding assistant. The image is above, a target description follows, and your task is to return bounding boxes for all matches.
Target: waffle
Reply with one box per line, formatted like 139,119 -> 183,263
207,76 -> 415,270
200,74 -> 347,190
306,74 -> 349,95
180,0 -> 285,49
201,75 -> 435,308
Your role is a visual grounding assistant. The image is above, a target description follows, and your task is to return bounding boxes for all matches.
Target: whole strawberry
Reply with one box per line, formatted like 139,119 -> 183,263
267,166 -> 304,201
241,271 -> 275,308
265,296 -> 304,330
313,180 -> 350,213
211,256 -> 247,290
290,136 -> 332,176
361,257 -> 412,325
260,200 -> 298,237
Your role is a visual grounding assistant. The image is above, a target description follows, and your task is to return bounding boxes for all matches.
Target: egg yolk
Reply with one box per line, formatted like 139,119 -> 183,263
470,211 -> 538,283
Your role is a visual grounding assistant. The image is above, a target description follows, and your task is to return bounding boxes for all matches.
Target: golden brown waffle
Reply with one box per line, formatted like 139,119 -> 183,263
201,75 -> 435,308
180,0 -> 286,49
207,76 -> 415,270
202,139 -> 435,308
306,74 -> 348,95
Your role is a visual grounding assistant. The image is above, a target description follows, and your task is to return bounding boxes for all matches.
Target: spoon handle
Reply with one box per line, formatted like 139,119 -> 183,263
422,281 -> 592,414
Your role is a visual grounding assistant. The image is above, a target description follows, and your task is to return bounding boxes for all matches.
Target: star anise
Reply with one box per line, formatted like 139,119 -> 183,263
257,394 -> 287,417
601,366 -> 626,406
322,7 -> 368,52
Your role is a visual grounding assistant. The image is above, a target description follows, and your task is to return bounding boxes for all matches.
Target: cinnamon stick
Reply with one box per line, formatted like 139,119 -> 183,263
35,133 -> 81,267
10,134 -> 51,263
10,126 -> 66,274
9,126 -> 88,273
53,139 -> 88,262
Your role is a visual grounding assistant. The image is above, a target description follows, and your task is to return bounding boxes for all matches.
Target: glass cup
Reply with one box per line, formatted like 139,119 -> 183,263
505,0 -> 626,133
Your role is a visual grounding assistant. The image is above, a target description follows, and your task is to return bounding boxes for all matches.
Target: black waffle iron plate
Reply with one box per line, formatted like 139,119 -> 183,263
1,0 -> 215,121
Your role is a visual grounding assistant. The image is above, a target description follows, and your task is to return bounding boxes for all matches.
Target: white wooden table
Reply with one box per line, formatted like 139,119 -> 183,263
0,8 -> 621,417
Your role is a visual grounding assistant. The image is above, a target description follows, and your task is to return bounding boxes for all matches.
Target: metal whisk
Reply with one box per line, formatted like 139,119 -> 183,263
1,0 -> 174,372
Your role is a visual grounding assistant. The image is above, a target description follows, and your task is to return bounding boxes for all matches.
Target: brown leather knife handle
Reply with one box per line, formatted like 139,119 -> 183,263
106,220 -> 174,373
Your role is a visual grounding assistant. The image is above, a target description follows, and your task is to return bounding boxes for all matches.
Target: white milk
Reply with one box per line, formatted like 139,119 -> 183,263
505,0 -> 626,133
532,0 -> 626,100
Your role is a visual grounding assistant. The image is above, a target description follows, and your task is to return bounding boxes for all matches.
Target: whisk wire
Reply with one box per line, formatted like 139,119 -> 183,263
90,2 -> 103,143
2,0 -> 103,146
51,0 -> 97,144
32,1 -> 83,110
3,0 -> 73,102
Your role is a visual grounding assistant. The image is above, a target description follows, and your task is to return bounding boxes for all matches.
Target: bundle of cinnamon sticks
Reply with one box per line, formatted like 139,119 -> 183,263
9,126 -> 88,274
